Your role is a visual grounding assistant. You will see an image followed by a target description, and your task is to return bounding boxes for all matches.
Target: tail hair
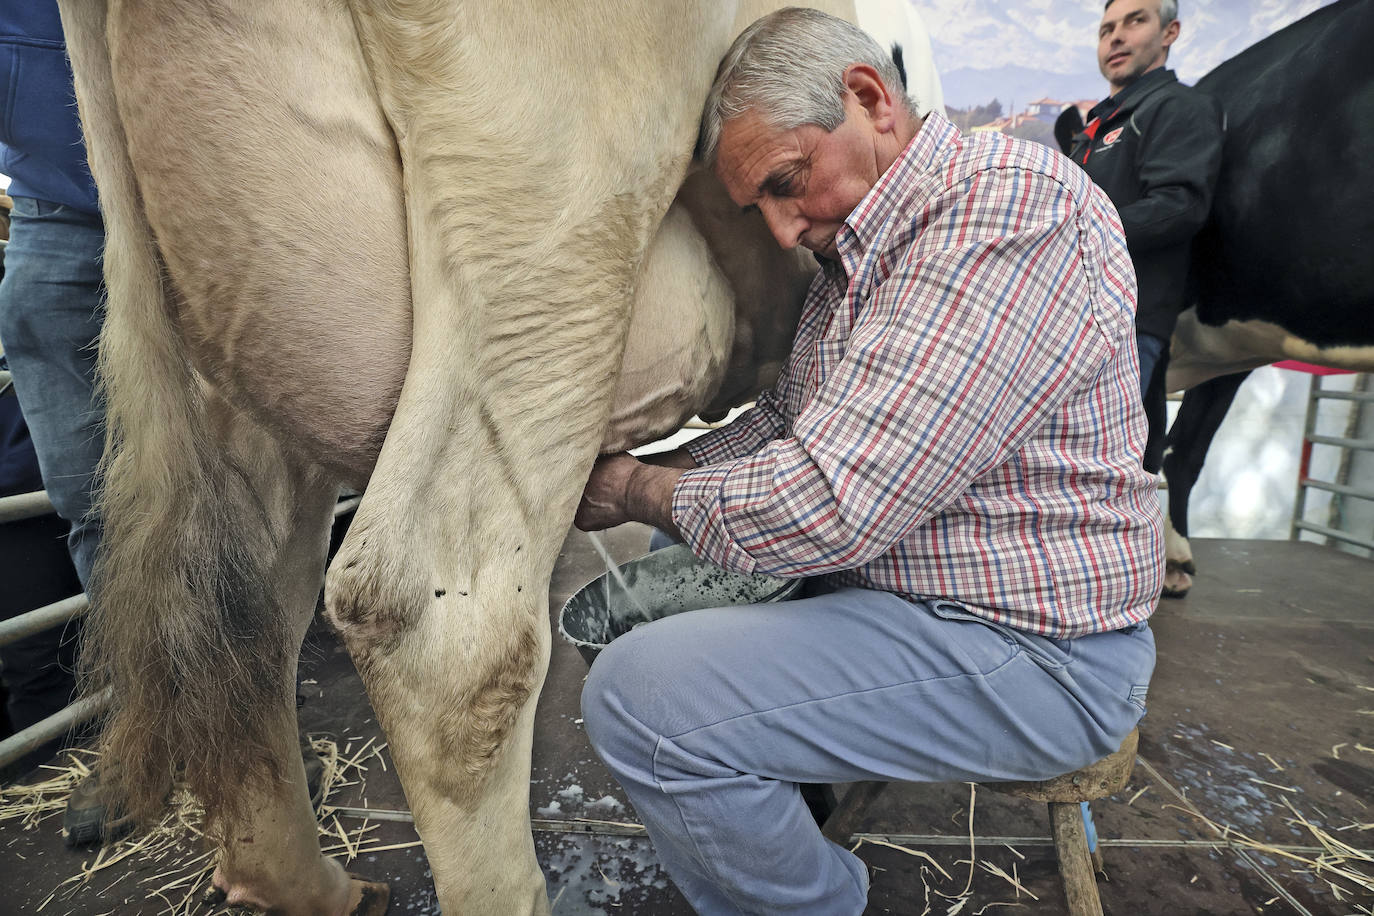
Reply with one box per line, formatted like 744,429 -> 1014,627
82,248 -> 295,825
64,0 -> 295,827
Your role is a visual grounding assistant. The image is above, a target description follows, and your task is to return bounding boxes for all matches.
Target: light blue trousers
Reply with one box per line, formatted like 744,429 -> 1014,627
0,196 -> 106,590
582,584 -> 1154,915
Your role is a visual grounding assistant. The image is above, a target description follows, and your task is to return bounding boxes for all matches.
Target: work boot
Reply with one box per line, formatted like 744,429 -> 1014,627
62,763 -> 136,847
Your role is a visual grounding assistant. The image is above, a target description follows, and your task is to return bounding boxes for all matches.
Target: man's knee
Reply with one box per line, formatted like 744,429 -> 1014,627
580,630 -> 665,767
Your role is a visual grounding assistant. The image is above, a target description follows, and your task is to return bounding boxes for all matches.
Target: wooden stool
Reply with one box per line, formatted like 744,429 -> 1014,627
816,729 -> 1139,916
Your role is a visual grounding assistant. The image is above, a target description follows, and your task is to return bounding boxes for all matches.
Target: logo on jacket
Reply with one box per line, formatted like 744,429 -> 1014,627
1102,127 -> 1124,146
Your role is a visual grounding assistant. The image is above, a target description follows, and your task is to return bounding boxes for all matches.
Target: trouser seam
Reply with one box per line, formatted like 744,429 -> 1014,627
662,655 -> 1022,745
651,733 -> 751,915
651,726 -> 872,915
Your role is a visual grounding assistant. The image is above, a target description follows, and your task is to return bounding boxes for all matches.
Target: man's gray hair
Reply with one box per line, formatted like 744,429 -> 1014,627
1104,0 -> 1178,25
699,7 -> 914,165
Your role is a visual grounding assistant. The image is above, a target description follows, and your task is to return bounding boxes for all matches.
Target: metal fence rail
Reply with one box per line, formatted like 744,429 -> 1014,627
0,486 -> 96,770
0,490 -> 82,655
0,488 -> 363,771
0,594 -> 88,649
0,691 -> 109,771
0,488 -> 55,524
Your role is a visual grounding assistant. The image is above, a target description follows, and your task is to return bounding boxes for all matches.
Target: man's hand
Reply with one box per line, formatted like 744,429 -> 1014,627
575,452 -> 684,537
575,453 -> 640,531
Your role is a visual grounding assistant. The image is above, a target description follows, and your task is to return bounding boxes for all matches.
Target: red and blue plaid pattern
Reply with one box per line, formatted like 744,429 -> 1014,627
673,114 -> 1163,638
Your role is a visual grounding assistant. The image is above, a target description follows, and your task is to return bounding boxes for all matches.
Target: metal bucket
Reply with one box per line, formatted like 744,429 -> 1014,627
558,543 -> 802,666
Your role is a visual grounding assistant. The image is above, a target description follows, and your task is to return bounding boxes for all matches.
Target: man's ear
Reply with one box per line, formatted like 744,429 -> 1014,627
843,64 -> 897,130
1161,18 -> 1181,52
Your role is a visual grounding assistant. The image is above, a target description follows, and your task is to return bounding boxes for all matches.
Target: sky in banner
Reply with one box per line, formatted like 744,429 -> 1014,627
921,0 -> 1336,109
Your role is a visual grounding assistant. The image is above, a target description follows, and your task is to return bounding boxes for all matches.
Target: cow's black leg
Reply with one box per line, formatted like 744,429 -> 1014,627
1160,370 -> 1252,597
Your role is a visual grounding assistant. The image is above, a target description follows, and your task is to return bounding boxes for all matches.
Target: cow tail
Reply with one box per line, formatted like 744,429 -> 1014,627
62,0 -> 293,826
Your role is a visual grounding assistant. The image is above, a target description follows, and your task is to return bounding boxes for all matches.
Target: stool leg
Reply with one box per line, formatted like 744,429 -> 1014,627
819,781 -> 888,845
1049,801 -> 1104,916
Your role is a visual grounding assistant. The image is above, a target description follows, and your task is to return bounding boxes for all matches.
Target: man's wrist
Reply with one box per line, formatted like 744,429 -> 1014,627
626,462 -> 684,538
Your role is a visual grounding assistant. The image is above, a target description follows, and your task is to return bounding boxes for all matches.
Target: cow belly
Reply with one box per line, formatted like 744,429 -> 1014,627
1169,309 -> 1374,392
108,0 -> 410,485
602,203 -> 734,451
602,170 -> 815,452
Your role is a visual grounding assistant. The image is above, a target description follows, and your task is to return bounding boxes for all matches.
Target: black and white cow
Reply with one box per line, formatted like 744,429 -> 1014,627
1160,0 -> 1374,596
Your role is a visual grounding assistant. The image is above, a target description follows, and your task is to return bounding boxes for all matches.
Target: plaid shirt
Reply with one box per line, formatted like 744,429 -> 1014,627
673,114 -> 1163,638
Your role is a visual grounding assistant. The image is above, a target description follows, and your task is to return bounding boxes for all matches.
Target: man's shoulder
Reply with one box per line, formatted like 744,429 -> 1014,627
946,130 -> 1087,200
1129,74 -> 1221,125
886,118 -> 1097,251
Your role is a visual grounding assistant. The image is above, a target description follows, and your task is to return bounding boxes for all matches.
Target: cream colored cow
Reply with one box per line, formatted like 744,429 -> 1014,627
57,1 -> 940,912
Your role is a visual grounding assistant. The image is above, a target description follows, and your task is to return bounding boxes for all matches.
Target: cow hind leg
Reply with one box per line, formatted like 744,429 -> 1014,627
102,386 -> 372,914
1161,371 -> 1252,598
198,437 -> 386,914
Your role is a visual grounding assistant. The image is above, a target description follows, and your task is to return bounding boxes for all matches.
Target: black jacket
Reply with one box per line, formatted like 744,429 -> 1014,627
1067,68 -> 1223,341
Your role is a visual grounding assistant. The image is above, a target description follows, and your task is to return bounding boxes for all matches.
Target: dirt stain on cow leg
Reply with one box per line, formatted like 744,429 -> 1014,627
328,543 -> 543,804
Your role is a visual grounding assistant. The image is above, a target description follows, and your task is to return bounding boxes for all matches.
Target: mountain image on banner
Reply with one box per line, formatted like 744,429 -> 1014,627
940,65 -> 1102,112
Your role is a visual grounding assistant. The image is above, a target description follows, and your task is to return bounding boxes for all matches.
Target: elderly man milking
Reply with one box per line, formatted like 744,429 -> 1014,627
575,8 -> 1163,913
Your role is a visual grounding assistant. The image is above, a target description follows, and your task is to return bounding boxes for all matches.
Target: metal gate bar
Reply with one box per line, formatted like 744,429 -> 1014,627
1291,373 -> 1373,551
0,492 -> 362,772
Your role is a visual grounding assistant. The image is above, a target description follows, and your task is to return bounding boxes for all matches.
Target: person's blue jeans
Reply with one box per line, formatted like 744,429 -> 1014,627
582,583 -> 1154,915
1137,331 -> 1171,474
1137,331 -> 1167,397
0,196 -> 106,590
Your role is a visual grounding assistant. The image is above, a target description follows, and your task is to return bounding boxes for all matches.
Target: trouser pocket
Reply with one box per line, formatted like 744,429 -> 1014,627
1128,683 -> 1149,712
927,599 -> 1073,671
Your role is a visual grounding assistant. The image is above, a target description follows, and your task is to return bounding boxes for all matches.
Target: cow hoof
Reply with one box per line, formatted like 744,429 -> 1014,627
199,884 -> 269,915
1162,563 -> 1193,599
347,875 -> 391,916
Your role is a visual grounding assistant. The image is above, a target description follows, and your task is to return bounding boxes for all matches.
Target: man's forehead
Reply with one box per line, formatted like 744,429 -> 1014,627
719,110 -> 776,153
718,114 -> 789,172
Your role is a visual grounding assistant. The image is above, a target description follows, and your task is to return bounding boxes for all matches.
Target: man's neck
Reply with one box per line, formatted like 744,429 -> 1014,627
877,111 -> 924,175
1109,62 -> 1168,98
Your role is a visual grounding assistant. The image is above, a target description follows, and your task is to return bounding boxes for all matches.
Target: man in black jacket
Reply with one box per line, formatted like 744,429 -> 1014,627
1065,0 -> 1223,472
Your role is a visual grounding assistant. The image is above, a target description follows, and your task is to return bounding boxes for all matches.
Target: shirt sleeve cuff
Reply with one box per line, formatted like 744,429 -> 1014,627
671,464 -> 759,575
683,422 -> 767,467
682,429 -> 738,466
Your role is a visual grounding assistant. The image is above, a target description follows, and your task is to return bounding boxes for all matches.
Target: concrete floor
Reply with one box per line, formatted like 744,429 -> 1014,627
1,531 -> 1371,915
